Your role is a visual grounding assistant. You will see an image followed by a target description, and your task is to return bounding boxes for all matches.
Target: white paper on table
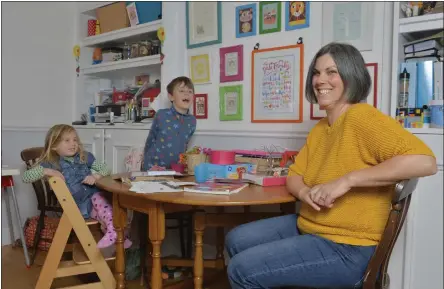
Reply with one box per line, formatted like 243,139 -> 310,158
165,181 -> 197,188
129,182 -> 183,194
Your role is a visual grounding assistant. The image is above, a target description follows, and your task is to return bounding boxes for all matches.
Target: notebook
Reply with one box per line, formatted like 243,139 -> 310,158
183,182 -> 249,195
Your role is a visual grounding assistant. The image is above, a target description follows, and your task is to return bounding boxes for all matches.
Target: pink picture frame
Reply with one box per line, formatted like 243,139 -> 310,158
220,45 -> 243,83
310,63 -> 378,120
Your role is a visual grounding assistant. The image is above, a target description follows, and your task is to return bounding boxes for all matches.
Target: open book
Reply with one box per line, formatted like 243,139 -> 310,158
184,182 -> 249,195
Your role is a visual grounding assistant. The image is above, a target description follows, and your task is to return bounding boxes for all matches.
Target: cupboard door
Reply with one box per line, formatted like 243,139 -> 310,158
76,128 -> 105,162
104,129 -> 149,173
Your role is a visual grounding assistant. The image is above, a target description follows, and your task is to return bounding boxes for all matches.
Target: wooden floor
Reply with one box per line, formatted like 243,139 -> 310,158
1,245 -> 230,289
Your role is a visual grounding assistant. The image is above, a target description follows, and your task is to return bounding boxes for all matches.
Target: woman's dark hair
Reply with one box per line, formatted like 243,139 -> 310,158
305,42 -> 371,104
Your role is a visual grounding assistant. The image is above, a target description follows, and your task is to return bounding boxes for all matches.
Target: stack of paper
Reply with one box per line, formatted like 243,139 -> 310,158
129,181 -> 183,194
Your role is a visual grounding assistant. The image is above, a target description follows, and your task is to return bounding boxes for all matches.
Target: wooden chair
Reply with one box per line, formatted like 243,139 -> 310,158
21,147 -> 63,265
361,178 -> 418,289
35,176 -> 116,289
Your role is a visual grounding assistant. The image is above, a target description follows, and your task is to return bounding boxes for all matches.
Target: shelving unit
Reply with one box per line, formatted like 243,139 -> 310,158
399,13 -> 444,34
81,55 -> 161,77
81,20 -> 162,47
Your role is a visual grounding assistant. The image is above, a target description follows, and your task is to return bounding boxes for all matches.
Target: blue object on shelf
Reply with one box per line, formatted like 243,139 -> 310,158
127,1 -> 162,24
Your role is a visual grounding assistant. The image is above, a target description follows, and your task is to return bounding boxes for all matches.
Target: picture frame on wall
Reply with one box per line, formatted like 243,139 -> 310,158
193,94 -> 208,119
310,62 -> 379,120
189,53 -> 211,84
186,2 -> 222,49
321,2 -> 374,51
251,44 -> 304,123
259,2 -> 282,34
236,3 -> 257,38
220,85 -> 243,121
285,1 -> 310,31
220,45 -> 244,83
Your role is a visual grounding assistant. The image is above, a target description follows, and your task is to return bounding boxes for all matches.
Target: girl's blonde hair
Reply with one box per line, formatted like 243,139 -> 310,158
36,124 -> 86,169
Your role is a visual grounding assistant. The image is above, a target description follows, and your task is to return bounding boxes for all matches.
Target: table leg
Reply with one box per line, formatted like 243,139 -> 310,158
148,203 -> 165,289
113,194 -> 127,289
193,212 -> 206,289
9,185 -> 31,267
3,188 -> 15,246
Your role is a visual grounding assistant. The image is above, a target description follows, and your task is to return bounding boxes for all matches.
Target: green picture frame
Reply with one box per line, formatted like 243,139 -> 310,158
259,2 -> 282,34
219,85 -> 243,121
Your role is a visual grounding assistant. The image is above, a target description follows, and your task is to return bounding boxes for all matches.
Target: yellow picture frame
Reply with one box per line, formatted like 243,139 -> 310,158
190,54 -> 211,84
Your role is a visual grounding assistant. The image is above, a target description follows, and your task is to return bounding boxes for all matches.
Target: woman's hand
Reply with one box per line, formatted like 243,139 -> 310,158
309,176 -> 352,208
43,168 -> 65,181
82,175 -> 96,186
298,186 -> 322,212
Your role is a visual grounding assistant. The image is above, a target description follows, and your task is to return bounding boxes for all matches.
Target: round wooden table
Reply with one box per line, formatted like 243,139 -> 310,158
97,174 -> 296,289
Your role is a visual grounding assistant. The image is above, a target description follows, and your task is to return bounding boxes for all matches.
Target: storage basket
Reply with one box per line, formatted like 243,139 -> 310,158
186,154 -> 208,175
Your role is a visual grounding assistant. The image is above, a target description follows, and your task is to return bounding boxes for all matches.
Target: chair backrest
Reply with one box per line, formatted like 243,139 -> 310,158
20,147 -> 62,212
362,178 -> 419,289
124,145 -> 144,172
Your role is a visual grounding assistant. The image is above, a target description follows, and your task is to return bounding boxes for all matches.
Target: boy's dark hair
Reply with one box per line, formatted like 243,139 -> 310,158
166,76 -> 195,95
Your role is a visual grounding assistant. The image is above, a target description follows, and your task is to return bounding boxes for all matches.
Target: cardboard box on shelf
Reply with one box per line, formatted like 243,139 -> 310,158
96,2 -> 130,34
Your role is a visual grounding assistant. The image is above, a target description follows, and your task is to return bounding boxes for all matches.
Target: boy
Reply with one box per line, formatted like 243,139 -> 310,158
143,76 -> 197,170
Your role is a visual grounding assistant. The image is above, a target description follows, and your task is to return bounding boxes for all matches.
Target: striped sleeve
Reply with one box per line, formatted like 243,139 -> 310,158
22,165 -> 45,183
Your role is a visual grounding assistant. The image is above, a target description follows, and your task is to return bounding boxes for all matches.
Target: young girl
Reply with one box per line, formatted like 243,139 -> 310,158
23,124 -> 131,249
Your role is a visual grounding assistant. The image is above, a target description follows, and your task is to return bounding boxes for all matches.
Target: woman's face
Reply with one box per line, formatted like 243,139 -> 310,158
312,53 -> 345,109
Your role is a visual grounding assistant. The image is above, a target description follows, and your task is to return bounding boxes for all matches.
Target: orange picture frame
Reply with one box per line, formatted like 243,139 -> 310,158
251,44 -> 304,123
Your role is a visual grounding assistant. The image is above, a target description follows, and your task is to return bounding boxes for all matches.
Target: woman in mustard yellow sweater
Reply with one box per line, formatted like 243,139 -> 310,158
225,43 -> 437,289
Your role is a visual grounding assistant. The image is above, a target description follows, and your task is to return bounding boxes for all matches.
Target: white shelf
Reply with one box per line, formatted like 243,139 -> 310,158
399,13 -> 444,34
81,55 -> 161,77
82,20 -> 162,47
406,128 -> 444,135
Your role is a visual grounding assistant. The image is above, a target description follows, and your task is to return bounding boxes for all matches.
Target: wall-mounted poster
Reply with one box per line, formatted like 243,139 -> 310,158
285,1 -> 310,31
193,93 -> 208,119
236,3 -> 257,38
251,44 -> 304,123
186,2 -> 222,49
259,2 -> 281,34
189,53 -> 211,84
310,62 -> 379,120
220,85 -> 243,121
220,45 -> 243,82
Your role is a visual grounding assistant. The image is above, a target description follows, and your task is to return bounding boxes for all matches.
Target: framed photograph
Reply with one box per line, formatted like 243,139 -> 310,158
220,85 -> 243,121
285,1 -> 310,31
189,53 -> 211,84
193,94 -> 208,119
236,3 -> 257,38
259,2 -> 282,34
321,2 -> 374,51
310,63 -> 379,120
220,45 -> 243,83
186,2 -> 222,49
251,44 -> 304,123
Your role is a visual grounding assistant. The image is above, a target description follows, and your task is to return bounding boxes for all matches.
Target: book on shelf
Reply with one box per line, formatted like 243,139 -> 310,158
183,182 -> 249,195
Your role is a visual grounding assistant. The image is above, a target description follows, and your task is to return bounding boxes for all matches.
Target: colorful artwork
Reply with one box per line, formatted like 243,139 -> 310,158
190,54 -> 211,84
285,1 -> 310,30
251,44 -> 304,123
220,45 -> 244,82
220,85 -> 243,121
193,94 -> 208,119
259,2 -> 281,34
236,3 -> 257,38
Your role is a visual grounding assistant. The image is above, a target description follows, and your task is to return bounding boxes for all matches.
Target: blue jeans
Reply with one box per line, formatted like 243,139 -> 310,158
225,215 -> 376,289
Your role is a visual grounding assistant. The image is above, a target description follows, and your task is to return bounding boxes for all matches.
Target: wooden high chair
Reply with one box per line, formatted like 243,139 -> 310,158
35,176 -> 116,289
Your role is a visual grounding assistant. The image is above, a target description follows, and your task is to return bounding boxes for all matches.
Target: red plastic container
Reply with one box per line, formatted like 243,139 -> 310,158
209,150 -> 236,165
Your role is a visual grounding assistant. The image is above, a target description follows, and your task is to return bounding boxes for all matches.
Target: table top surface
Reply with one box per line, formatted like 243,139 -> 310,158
96,174 -> 295,206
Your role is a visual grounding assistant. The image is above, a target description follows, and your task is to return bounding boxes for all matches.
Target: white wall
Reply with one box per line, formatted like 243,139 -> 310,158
1,2 -> 76,127
178,2 -> 393,134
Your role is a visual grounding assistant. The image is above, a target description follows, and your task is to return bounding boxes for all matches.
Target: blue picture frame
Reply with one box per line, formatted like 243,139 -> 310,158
285,1 -> 310,31
235,3 -> 257,38
186,2 -> 222,49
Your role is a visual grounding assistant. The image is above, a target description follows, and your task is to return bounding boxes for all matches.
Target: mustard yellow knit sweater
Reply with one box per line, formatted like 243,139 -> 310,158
289,103 -> 435,246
